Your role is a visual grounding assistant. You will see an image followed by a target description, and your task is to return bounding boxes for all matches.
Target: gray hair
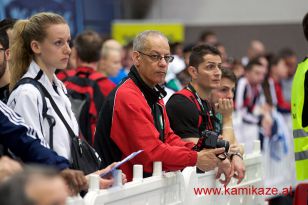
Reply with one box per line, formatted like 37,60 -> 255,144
133,30 -> 168,52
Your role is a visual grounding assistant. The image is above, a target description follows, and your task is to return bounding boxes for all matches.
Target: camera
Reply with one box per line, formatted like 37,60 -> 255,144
198,130 -> 229,153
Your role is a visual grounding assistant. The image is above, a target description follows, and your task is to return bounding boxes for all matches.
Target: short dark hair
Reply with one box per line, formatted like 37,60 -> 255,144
170,42 -> 182,54
303,12 -> 308,41
0,30 -> 9,49
0,18 -> 17,32
183,43 -> 194,53
199,30 -> 216,42
278,48 -> 296,58
268,54 -> 284,69
74,30 -> 102,63
245,58 -> 263,72
189,44 -> 221,68
221,68 -> 237,83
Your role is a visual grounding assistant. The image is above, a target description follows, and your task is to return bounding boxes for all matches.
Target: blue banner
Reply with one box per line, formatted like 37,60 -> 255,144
0,0 -> 79,35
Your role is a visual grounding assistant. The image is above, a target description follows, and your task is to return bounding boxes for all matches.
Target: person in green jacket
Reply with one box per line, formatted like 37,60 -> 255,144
291,11 -> 308,180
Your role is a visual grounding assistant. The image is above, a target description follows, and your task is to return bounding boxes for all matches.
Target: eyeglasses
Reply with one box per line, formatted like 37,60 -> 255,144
138,51 -> 174,63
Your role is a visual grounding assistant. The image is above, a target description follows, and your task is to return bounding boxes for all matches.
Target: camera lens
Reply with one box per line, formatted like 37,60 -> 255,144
216,139 -> 229,153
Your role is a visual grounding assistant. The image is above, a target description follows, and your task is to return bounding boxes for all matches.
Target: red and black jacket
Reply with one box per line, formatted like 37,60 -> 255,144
94,66 -> 197,181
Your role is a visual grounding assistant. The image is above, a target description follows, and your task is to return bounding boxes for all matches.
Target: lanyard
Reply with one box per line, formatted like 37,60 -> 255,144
187,84 -> 205,112
152,103 -> 165,142
186,84 -> 215,131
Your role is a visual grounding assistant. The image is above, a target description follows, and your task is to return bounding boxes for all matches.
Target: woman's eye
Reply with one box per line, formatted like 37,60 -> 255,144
54,41 -> 63,46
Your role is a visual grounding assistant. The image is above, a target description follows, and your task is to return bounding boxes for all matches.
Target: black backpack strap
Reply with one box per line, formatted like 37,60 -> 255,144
66,75 -> 105,111
12,75 -> 56,149
37,82 -> 87,157
35,81 -> 77,140
75,71 -> 91,78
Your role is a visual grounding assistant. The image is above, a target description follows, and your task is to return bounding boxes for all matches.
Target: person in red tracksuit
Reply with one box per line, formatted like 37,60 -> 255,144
94,30 -> 228,181
63,30 -> 116,144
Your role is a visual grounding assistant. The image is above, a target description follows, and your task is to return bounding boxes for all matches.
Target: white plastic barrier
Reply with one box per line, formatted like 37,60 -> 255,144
68,140 -> 264,205
182,140 -> 264,205
83,162 -> 185,205
66,195 -> 85,205
263,113 -> 296,194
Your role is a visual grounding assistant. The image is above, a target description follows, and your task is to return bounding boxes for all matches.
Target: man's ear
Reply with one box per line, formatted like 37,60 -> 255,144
30,40 -> 41,54
187,66 -> 198,80
132,51 -> 141,66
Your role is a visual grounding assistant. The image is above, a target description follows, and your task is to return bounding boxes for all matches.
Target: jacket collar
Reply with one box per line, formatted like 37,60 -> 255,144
76,66 -> 95,73
128,65 -> 166,104
24,60 -> 67,94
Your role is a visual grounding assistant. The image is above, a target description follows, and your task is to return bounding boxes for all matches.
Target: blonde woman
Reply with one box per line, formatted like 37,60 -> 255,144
8,12 -> 125,189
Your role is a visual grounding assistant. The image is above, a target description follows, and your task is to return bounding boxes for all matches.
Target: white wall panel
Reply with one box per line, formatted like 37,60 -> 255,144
147,0 -> 307,25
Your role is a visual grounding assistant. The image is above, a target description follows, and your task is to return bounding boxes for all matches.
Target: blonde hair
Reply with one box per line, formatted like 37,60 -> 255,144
9,12 -> 66,90
100,39 -> 122,59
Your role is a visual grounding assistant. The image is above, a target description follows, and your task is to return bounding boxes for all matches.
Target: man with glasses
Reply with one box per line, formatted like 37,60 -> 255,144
94,30 -> 226,181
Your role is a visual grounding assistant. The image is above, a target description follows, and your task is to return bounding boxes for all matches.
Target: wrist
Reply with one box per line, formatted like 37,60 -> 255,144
228,152 -> 243,161
222,126 -> 233,130
217,153 -> 228,161
238,144 -> 244,156
222,116 -> 233,124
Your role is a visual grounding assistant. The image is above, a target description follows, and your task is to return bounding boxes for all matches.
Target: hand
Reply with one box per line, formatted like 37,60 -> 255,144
215,98 -> 233,118
231,155 -> 245,184
94,162 -> 127,189
229,144 -> 240,153
196,148 -> 225,172
93,163 -> 116,189
121,173 -> 127,184
60,169 -> 88,195
261,103 -> 272,114
0,156 -> 22,182
229,144 -> 244,155
261,113 -> 273,137
216,158 -> 232,186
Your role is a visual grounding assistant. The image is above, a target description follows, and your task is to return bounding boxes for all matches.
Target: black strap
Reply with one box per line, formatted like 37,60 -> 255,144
187,84 -> 206,112
186,84 -> 215,131
154,103 -> 165,142
37,82 -> 77,139
46,115 -> 56,149
34,71 -> 57,149
76,71 -> 91,78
